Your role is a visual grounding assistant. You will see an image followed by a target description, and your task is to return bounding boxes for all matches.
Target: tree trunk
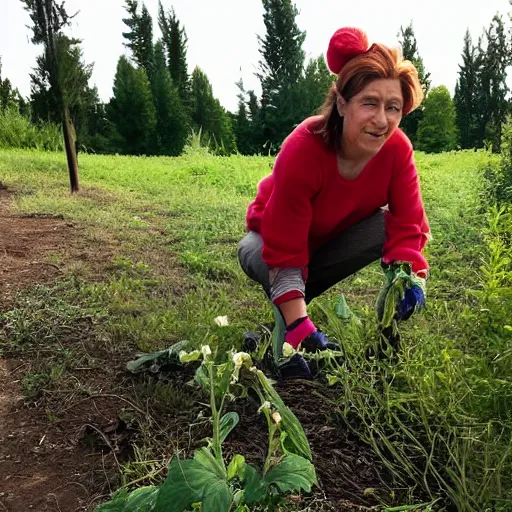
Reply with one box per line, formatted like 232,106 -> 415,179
62,106 -> 79,192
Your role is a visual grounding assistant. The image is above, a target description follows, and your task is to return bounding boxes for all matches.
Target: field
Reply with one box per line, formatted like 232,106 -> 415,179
0,146 -> 511,512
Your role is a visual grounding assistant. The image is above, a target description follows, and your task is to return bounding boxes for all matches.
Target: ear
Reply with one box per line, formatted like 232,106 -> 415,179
336,94 -> 347,117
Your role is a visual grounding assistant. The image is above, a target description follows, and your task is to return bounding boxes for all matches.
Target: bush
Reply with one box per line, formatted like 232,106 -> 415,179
0,107 -> 63,151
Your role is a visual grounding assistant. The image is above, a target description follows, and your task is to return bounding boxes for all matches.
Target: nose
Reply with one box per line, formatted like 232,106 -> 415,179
374,105 -> 388,129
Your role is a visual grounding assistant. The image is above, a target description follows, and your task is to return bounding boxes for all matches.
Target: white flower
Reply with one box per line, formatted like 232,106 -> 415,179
231,351 -> 252,383
214,316 -> 229,327
201,345 -> 212,358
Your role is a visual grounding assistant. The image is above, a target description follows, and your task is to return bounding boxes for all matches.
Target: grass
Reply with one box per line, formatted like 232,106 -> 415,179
0,145 -> 510,511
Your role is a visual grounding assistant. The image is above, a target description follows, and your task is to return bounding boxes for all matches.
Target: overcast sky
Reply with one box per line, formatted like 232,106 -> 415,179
1,0 -> 511,112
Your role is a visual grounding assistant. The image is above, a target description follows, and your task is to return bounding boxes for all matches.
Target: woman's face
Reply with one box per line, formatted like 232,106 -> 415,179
338,78 -> 403,160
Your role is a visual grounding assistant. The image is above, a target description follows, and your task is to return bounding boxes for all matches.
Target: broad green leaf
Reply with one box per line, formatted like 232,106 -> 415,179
125,486 -> 159,511
264,453 -> 317,494
201,480 -> 233,512
194,447 -> 226,479
219,411 -> 239,444
96,486 -> 159,512
126,340 -> 190,373
214,359 -> 236,396
227,454 -> 246,480
155,457 -> 213,512
96,489 -> 129,511
243,464 -> 268,504
194,364 -> 210,394
179,349 -> 201,363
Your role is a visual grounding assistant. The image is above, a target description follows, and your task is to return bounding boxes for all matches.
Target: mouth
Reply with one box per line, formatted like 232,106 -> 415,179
365,131 -> 387,139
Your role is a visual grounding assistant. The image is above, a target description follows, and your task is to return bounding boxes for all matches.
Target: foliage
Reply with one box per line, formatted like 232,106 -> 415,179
122,0 -> 154,79
190,67 -> 236,155
257,0 -> 306,151
96,345 -> 317,511
108,56 -> 157,155
151,41 -> 188,156
0,106 -> 62,151
454,30 -> 479,150
157,2 -> 190,105
397,22 -> 431,144
455,15 -> 510,152
417,86 -> 458,153
485,115 -> 512,204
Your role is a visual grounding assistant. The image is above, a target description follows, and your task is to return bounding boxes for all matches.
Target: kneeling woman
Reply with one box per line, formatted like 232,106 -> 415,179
238,27 -> 430,373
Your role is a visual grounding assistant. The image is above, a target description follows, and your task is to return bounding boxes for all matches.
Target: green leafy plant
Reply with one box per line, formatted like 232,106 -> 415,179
97,344 -> 317,511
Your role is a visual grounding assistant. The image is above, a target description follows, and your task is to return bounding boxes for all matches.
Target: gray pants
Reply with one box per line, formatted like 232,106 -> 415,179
238,210 -> 385,304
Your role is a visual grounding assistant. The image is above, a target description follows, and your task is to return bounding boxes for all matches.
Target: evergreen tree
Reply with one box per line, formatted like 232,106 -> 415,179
0,58 -> 22,111
234,79 -> 253,155
21,0 -> 93,192
257,0 -> 306,150
158,2 -> 189,103
122,0 -> 154,79
417,85 -> 458,153
454,30 -> 479,149
108,56 -> 156,155
151,41 -> 188,156
480,14 -> 509,152
397,22 -> 431,144
299,56 -> 334,116
190,66 -> 236,154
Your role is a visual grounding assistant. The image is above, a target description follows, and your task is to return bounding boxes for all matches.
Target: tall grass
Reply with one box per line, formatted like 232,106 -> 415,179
0,108 -> 63,151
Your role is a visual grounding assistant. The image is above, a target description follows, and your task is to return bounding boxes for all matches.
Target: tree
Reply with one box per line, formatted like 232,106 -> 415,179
190,66 -> 236,154
0,58 -> 22,111
479,14 -> 509,152
21,0 -> 93,192
158,2 -> 189,103
416,86 -> 457,153
397,22 -> 431,144
151,41 -> 188,156
299,56 -> 334,116
257,0 -> 306,150
454,30 -> 479,149
122,0 -> 154,79
108,56 -> 157,155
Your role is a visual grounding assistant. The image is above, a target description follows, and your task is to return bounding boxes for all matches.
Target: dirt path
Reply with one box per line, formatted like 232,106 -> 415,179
0,188 -> 118,511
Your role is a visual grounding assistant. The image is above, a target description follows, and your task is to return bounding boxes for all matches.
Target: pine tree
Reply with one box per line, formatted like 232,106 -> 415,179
108,56 -> 157,155
257,0 -> 306,150
299,56 -> 334,116
480,14 -> 509,152
190,66 -> 236,154
417,86 -> 458,153
0,58 -> 21,111
157,2 -> 189,103
234,79 -> 252,155
122,0 -> 154,79
21,0 -> 93,192
397,22 -> 431,144
454,30 -> 479,149
151,41 -> 188,156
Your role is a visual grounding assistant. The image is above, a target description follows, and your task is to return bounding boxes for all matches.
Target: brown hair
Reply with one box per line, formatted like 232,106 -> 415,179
314,43 -> 423,153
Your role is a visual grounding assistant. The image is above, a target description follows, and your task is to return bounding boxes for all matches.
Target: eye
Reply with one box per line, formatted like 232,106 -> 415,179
387,105 -> 401,112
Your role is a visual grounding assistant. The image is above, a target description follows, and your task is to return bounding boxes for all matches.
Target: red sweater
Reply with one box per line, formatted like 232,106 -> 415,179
246,117 -> 430,274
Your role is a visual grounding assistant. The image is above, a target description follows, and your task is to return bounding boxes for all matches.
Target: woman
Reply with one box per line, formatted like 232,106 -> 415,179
238,27 -> 430,367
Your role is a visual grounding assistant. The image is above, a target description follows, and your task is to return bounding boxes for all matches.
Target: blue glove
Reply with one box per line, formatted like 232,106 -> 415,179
396,285 -> 425,321
301,330 -> 342,353
278,353 -> 312,379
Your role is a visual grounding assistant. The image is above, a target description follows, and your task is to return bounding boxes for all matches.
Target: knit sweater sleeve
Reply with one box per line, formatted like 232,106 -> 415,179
382,135 -> 431,275
260,133 -> 321,269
